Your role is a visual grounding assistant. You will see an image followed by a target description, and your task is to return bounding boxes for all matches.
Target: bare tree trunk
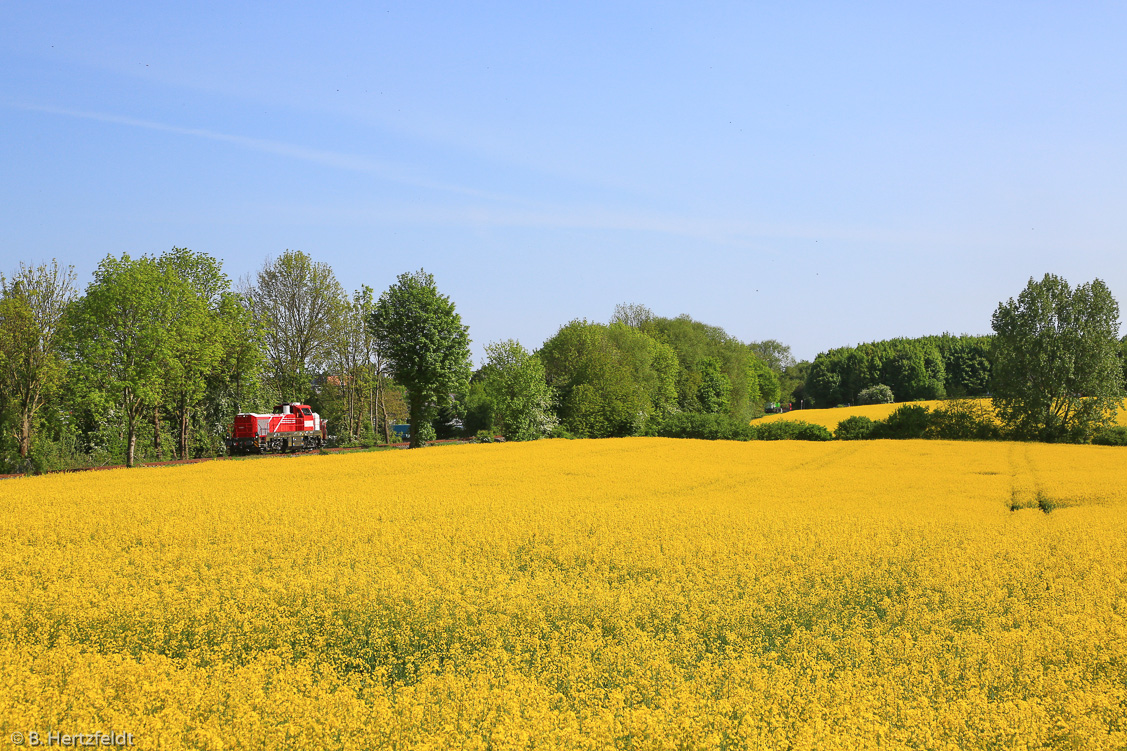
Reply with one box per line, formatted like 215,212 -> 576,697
348,376 -> 357,441
347,372 -> 356,439
18,410 -> 31,459
127,411 -> 138,468
153,407 -> 162,460
179,398 -> 190,460
343,378 -> 351,440
379,376 -> 392,445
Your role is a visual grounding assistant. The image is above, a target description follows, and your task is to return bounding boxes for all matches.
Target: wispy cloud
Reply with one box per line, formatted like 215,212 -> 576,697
6,101 -> 522,203
7,101 -> 1003,253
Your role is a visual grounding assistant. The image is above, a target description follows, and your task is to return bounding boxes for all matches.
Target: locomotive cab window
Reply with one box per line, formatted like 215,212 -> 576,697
302,408 -> 312,416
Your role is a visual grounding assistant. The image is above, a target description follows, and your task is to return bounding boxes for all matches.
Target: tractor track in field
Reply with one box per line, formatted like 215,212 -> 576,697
0,438 -> 478,480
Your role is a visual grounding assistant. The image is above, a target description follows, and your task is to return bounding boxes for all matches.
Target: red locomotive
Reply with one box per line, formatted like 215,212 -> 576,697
225,403 -> 327,454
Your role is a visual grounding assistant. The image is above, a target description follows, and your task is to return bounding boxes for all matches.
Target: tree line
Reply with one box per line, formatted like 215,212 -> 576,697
1,252 -> 1124,474
802,334 -> 993,407
462,306 -> 786,442
0,250 -> 397,471
0,249 -> 790,472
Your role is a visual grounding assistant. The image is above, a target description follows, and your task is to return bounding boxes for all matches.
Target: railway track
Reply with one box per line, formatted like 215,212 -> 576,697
0,438 -> 475,480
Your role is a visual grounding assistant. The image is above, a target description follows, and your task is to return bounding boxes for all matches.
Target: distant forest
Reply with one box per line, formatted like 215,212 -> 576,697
801,335 -> 994,407
2,249 -> 1123,473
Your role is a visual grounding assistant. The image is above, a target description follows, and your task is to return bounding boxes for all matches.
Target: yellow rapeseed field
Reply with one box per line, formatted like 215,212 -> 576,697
2,438 -> 1127,749
754,399 -> 1127,431
754,401 -> 952,429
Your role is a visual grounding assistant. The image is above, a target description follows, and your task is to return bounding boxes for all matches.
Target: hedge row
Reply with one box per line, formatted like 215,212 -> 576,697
834,402 -> 1127,445
644,413 -> 832,442
645,402 -> 1127,445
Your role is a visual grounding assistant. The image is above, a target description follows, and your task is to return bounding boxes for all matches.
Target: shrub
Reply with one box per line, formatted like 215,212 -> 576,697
835,415 -> 877,440
754,420 -> 833,442
645,414 -> 831,442
857,384 -> 894,405
646,413 -> 755,441
1091,426 -> 1127,446
474,430 -> 496,444
927,399 -> 1002,440
414,422 -> 437,445
875,404 -> 931,439
792,422 -> 834,441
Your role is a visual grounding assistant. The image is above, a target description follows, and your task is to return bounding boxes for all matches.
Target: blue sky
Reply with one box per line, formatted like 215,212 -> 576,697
3,2 -> 1125,363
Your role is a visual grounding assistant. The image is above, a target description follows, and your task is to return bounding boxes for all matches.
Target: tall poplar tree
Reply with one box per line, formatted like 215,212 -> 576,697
991,274 -> 1123,441
0,260 -> 76,460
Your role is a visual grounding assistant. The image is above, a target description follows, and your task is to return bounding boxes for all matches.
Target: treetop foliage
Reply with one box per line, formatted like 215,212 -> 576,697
610,302 -> 654,330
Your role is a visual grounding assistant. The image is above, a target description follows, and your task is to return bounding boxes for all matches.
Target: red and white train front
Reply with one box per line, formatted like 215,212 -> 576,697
226,403 -> 327,454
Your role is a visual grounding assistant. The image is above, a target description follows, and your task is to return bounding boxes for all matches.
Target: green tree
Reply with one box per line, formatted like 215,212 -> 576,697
242,250 -> 345,399
806,337 -> 955,406
68,255 -> 190,467
805,355 -> 843,407
327,286 -> 383,443
155,248 -> 230,459
884,340 -> 946,401
780,360 -> 812,407
876,404 -> 932,439
198,290 -> 269,429
368,270 -> 472,448
347,286 -> 401,446
184,290 -> 268,457
934,334 -> 992,396
991,274 -> 1123,441
0,260 -> 76,463
696,357 -> 731,414
644,314 -> 770,419
605,322 -> 679,416
461,377 -> 495,437
748,353 -> 780,405
834,415 -> 878,440
1119,335 -> 1127,391
481,339 -> 557,441
539,320 -> 652,438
